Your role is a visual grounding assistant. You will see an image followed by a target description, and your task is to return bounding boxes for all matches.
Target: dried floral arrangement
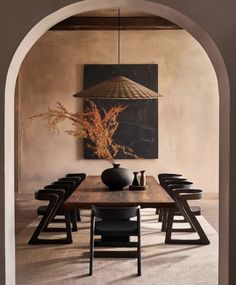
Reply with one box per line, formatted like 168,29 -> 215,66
31,100 -> 137,164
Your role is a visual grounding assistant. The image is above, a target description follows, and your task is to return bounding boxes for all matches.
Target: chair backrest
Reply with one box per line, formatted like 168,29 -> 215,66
58,177 -> 81,184
158,173 -> 182,180
158,173 -> 182,186
162,178 -> 187,185
173,189 -> 202,201
162,178 -> 190,190
168,182 -> 193,191
35,189 -> 65,203
45,183 -> 71,191
166,181 -> 193,188
92,206 -> 140,220
163,177 -> 187,182
44,183 -> 73,200
52,181 -> 74,190
66,173 -> 86,181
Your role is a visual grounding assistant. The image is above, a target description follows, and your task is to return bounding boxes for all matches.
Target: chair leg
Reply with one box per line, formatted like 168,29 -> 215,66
70,209 -> 78,232
161,208 -> 168,231
165,207 -> 175,243
168,207 -> 195,233
179,199 -> 210,244
65,211 -> 73,243
28,206 -> 72,245
89,233 -> 94,275
158,208 -> 164,222
89,213 -> 95,276
77,209 -> 81,222
137,235 -> 141,276
165,201 -> 210,245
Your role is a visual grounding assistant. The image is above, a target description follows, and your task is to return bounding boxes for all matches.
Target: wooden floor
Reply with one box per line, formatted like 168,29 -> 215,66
15,192 -> 219,234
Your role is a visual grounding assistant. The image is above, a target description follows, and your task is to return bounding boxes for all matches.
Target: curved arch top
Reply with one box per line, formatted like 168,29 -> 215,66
4,1 -> 230,285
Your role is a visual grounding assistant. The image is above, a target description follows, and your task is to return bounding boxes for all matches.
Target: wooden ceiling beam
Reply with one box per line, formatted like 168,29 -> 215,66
50,16 -> 181,31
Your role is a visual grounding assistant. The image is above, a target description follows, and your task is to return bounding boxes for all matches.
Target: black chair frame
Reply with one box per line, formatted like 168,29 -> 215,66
158,178 -> 189,224
161,181 -> 202,232
28,189 -> 72,245
89,206 -> 141,276
165,189 -> 210,245
44,183 -> 78,231
157,174 -> 183,221
56,178 -> 83,222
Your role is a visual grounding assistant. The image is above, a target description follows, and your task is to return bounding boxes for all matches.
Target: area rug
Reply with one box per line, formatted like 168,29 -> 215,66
16,209 -> 218,285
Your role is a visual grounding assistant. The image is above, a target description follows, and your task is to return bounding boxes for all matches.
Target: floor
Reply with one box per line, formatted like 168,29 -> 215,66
196,197 -> 219,232
15,192 -> 219,234
16,208 -> 218,285
15,192 -> 218,285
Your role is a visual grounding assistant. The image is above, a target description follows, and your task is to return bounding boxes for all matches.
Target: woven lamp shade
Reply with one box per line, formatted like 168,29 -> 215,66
73,76 -> 161,99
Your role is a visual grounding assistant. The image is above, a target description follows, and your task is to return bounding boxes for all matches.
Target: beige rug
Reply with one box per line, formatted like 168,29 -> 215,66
16,209 -> 218,285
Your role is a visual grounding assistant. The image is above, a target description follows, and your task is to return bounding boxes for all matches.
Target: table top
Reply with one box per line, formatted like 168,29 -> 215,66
64,175 -> 175,209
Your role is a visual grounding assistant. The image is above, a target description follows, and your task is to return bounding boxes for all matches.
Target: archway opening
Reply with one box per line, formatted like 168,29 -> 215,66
5,1 -> 229,285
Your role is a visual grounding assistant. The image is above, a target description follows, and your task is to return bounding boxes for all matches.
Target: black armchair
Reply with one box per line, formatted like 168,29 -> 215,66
161,180 -> 202,231
89,206 -> 141,276
36,183 -> 78,231
28,189 -> 72,245
157,173 -> 183,220
56,177 -> 83,222
165,188 -> 210,244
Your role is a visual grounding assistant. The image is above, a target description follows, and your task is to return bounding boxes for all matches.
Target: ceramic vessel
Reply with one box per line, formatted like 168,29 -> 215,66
101,164 -> 133,190
132,172 -> 140,186
140,170 -> 146,186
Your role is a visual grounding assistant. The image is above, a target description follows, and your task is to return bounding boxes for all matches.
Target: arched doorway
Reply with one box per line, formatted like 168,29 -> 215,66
4,1 -> 229,284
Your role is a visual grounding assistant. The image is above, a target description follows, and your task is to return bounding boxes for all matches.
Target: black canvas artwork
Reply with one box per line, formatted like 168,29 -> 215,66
83,64 -> 158,159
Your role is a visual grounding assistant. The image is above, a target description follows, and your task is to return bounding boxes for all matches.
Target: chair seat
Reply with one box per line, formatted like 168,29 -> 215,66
37,205 -> 64,215
95,220 -> 138,236
174,205 -> 201,216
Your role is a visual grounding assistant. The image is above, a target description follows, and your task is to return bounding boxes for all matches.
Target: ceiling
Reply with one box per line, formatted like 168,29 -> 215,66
50,9 -> 181,31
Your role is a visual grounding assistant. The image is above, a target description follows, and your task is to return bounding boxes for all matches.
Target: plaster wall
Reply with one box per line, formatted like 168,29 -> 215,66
1,0 -> 235,284
17,29 -> 219,194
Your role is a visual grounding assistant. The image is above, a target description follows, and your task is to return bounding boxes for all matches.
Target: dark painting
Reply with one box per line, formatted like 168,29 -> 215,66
83,64 -> 158,159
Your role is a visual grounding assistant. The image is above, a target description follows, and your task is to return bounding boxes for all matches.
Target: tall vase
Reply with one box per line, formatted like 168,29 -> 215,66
132,172 -> 140,186
140,170 -> 146,186
101,164 -> 133,190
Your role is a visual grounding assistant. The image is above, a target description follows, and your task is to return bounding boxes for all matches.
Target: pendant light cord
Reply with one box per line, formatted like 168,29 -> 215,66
118,8 -> 121,76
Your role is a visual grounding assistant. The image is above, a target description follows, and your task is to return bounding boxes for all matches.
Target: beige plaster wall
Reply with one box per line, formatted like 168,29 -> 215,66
17,29 -> 219,193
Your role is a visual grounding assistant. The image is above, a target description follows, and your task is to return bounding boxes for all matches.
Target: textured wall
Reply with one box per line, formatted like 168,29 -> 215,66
17,29 -> 219,193
1,0 -> 236,284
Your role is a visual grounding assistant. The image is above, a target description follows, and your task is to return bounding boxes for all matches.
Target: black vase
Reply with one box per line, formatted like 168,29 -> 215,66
101,164 -> 133,190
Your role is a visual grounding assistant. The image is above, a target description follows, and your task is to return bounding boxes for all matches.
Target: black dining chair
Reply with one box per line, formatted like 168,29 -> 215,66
157,175 -> 187,225
89,206 -> 141,276
37,183 -> 78,231
157,173 -> 183,220
28,189 -> 72,244
161,179 -> 199,230
56,177 -> 83,220
165,188 -> 210,245
65,172 -> 87,216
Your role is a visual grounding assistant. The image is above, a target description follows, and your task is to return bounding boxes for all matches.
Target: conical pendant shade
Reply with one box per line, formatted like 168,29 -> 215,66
73,76 -> 161,99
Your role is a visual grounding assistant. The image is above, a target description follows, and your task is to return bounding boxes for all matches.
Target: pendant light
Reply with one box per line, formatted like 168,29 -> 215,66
74,9 -> 162,99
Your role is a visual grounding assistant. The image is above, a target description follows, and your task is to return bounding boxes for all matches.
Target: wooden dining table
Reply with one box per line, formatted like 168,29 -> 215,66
64,175 -> 175,209
64,175 -> 176,243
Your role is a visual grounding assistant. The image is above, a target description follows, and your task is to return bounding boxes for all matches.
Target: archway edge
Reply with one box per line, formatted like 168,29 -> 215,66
5,1 -> 229,285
